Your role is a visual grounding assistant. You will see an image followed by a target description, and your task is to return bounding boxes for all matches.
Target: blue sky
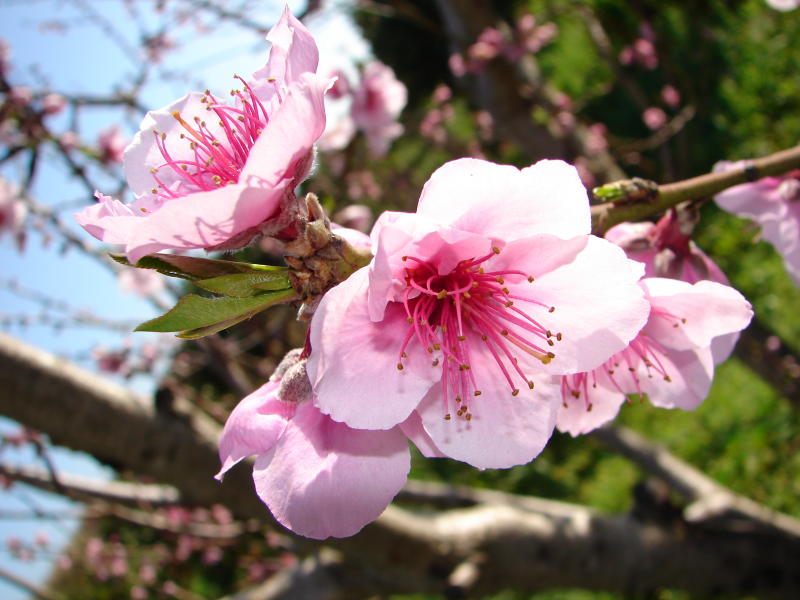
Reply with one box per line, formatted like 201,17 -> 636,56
0,1 -> 369,596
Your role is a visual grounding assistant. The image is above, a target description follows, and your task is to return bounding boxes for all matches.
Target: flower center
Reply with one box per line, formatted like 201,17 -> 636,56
396,247 -> 559,421
148,76 -> 273,202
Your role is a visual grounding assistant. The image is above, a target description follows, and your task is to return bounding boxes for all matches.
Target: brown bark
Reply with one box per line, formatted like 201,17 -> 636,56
3,332 -> 800,599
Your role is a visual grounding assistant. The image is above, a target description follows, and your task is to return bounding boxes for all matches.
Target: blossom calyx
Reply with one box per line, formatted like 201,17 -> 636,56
284,194 -> 372,304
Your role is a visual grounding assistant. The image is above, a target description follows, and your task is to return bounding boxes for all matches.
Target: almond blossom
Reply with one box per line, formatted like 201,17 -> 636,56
216,350 -> 412,539
558,278 -> 752,436
75,8 -> 330,263
713,162 -> 800,287
605,212 -> 741,363
308,158 -> 650,469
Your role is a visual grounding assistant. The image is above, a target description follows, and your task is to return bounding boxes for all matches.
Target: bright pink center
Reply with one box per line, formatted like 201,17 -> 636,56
149,77 -> 273,201
396,247 -> 559,421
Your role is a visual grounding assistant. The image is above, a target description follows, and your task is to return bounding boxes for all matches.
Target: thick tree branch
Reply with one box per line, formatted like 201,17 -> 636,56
594,425 -> 800,537
0,332 -> 265,520
3,333 -> 800,598
0,463 -> 180,506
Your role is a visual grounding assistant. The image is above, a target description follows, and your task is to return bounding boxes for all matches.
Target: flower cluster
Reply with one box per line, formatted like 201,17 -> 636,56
73,8 -> 755,542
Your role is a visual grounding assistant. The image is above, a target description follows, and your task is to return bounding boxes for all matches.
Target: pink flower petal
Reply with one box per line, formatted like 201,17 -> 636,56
240,73 -> 330,187
258,6 -> 319,87
641,278 -> 753,351
528,236 -> 650,374
416,363 -> 560,469
216,381 -> 295,480
399,411 -> 444,458
556,374 -> 626,437
253,401 -> 410,539
416,158 -> 590,242
308,267 -> 438,430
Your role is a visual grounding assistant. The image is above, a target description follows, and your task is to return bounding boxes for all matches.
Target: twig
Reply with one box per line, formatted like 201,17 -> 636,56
0,462 -> 180,506
591,144 -> 800,234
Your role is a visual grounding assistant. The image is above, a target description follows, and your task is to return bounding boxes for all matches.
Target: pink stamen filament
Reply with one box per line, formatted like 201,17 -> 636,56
398,251 -> 558,419
148,78 -> 271,202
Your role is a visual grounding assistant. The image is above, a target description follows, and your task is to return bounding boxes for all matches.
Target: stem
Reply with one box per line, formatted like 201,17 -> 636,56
591,144 -> 800,234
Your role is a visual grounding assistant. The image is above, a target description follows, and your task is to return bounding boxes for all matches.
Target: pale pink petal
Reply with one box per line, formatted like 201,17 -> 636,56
416,361 -> 560,469
527,236 -> 650,374
121,184 -> 284,263
216,381 -> 295,480
487,234 -> 588,279
240,73 -> 330,187
556,375 -> 626,437
307,267 -> 437,430
123,93 -> 227,198
399,411 -> 444,458
417,158 -> 590,241
604,221 -> 654,248
641,279 -> 753,351
74,194 -> 138,245
367,211 -> 490,321
258,6 -> 319,86
638,346 -> 714,411
253,401 -> 410,539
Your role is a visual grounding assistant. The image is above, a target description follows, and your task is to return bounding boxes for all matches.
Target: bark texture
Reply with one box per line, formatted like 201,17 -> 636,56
3,332 -> 800,599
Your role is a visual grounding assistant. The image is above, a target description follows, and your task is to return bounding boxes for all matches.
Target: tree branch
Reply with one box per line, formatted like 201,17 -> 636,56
591,144 -> 800,234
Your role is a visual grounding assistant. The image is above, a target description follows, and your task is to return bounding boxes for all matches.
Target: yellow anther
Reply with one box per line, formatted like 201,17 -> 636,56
444,413 -> 452,420
492,246 -> 501,254
511,389 -> 520,396
474,390 -> 482,396
548,306 -> 555,313
527,381 -> 535,389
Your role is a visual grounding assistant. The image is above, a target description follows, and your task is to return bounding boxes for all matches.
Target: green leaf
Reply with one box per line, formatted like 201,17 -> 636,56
112,253 -> 288,282
135,288 -> 297,338
194,271 -> 292,298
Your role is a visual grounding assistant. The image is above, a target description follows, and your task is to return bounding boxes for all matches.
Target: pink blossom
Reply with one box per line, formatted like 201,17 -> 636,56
642,106 -> 667,130
605,213 -> 740,363
75,8 -> 330,263
333,204 -> 373,233
96,125 -> 127,165
714,163 -> 800,287
42,93 -> 66,115
766,0 -> 800,11
661,85 -> 681,108
308,158 -> 650,469
605,213 -> 730,285
558,278 -> 752,436
0,177 -> 27,251
216,351 -> 412,539
350,61 -> 407,157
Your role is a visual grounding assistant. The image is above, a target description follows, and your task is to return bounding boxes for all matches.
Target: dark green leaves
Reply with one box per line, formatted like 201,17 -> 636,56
117,253 -> 298,339
136,289 -> 297,339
